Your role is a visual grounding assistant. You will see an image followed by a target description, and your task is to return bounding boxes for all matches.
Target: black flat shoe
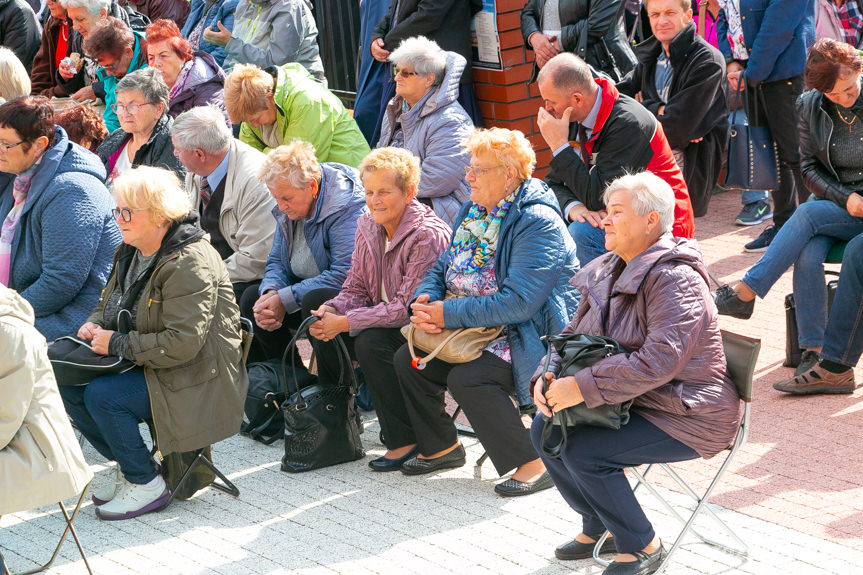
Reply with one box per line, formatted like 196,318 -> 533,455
602,546 -> 665,575
368,446 -> 420,472
494,471 -> 554,497
400,444 -> 466,476
555,536 -> 616,560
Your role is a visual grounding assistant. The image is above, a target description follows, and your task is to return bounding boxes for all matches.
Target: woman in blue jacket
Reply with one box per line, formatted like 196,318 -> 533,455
384,128 -> 580,496
0,96 -> 120,341
239,139 -> 367,362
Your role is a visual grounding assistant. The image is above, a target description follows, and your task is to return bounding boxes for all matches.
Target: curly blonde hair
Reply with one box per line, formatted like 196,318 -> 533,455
358,147 -> 421,195
112,166 -> 192,224
224,63 -> 273,124
259,140 -> 322,189
463,127 -> 535,181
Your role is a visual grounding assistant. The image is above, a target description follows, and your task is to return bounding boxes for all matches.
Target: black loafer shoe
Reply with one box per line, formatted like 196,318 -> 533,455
494,471 -> 554,497
711,284 -> 754,319
400,444 -> 466,476
555,536 -> 616,560
368,446 -> 420,472
602,546 -> 665,575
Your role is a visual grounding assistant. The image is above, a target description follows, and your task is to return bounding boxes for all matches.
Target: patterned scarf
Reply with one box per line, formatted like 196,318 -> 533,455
446,187 -> 518,274
169,59 -> 195,101
0,162 -> 40,286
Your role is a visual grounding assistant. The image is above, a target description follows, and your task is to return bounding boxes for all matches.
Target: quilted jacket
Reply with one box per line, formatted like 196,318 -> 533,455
180,0 -> 240,66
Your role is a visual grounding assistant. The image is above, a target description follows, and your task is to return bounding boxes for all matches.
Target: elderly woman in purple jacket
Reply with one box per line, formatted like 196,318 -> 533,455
531,172 -> 741,575
308,147 -> 451,463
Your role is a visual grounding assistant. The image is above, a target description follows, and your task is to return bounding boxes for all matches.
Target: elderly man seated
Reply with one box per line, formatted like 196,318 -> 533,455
171,104 -> 277,303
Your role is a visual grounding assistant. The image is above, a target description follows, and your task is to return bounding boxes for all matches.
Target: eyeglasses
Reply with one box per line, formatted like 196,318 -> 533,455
111,208 -> 148,222
0,140 -> 26,153
393,67 -> 418,79
98,53 -> 129,73
110,102 -> 155,114
464,165 -> 505,177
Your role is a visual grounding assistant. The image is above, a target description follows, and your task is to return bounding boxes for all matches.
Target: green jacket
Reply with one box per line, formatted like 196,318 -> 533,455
88,218 -> 248,456
239,63 -> 370,166
97,30 -> 147,133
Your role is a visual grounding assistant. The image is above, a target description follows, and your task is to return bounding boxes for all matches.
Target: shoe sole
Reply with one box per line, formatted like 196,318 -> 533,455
735,213 -> 773,226
400,458 -> 466,476
494,478 -> 554,498
95,491 -> 171,521
772,384 -> 855,395
743,245 -> 770,253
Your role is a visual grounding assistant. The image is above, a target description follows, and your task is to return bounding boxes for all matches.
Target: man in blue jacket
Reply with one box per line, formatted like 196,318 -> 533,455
717,0 -> 815,252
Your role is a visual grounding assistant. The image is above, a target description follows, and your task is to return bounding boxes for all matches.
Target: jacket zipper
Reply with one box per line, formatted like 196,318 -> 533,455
25,424 -> 54,471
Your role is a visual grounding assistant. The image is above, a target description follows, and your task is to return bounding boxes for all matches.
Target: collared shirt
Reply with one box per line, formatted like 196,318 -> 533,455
655,50 -> 674,103
206,148 -> 231,190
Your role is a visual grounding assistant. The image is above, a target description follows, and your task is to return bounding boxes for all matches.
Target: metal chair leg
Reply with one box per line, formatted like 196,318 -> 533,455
163,449 -> 240,509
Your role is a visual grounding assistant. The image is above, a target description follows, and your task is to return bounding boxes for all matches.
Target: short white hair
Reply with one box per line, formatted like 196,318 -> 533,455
603,172 -> 675,234
60,0 -> 110,14
389,36 -> 447,85
0,48 -> 30,101
171,105 -> 232,155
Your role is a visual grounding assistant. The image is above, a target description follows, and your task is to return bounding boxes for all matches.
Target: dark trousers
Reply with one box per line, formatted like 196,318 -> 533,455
822,233 -> 863,367
232,279 -> 261,307
304,288 -> 357,387
746,75 -> 806,228
530,412 -> 698,553
393,346 -> 537,476
59,368 -> 159,485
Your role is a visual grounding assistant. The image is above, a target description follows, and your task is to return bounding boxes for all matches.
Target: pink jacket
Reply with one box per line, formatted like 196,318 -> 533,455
326,201 -> 451,335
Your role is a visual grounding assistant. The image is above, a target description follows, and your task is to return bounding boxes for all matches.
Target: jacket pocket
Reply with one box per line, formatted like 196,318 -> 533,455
23,423 -> 54,472
160,354 -> 219,391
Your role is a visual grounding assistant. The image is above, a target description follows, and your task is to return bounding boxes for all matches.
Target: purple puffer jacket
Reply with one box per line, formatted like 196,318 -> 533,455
325,200 -> 451,335
544,234 -> 741,458
168,51 -> 229,125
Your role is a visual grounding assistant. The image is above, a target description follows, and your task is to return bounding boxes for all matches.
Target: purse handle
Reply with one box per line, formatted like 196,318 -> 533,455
731,75 -> 769,127
281,315 -> 359,410
538,335 -> 569,459
405,323 -> 464,370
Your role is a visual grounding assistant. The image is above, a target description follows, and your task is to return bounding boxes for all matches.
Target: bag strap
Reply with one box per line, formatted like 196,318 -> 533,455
538,335 -> 568,459
405,323 -> 464,369
697,0 -> 707,39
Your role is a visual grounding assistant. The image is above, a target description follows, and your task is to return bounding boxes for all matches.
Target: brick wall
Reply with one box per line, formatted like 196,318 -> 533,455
472,0 -> 549,177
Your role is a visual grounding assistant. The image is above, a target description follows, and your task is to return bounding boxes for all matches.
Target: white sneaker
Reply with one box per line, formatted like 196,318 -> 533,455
92,465 -> 124,506
95,475 -> 170,521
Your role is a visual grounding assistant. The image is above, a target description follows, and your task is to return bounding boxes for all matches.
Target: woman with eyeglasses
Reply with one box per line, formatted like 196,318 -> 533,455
0,96 -> 120,341
387,127 -> 580,495
97,67 -> 185,187
60,166 -> 248,521
376,37 -> 473,227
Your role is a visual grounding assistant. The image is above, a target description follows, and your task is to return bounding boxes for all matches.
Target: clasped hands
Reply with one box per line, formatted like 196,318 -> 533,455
409,294 -> 445,334
533,372 -> 584,417
77,322 -> 114,355
308,305 -> 349,341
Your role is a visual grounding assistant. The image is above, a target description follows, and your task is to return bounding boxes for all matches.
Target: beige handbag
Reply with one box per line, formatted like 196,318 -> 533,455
400,291 -> 503,368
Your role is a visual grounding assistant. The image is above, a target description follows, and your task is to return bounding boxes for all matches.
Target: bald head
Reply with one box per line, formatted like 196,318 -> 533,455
537,53 -> 597,96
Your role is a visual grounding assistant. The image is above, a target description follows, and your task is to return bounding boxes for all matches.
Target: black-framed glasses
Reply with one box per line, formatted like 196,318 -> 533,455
392,67 -> 418,79
0,140 -> 26,153
110,102 -> 155,114
111,208 -> 147,222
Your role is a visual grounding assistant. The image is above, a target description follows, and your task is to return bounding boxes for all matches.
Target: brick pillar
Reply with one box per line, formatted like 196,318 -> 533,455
472,0 -> 549,177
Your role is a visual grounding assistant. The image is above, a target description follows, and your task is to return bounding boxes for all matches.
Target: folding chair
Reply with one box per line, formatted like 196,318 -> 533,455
592,330 -> 760,574
8,481 -> 94,575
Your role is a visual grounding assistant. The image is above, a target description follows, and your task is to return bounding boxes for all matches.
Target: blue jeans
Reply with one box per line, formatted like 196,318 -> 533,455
59,368 -> 158,485
568,220 -> 606,267
530,412 -> 698,553
741,189 -> 769,205
822,233 -> 863,367
742,200 -> 863,349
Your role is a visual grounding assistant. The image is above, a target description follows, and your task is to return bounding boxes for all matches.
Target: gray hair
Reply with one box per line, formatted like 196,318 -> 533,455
537,52 -> 596,95
0,47 -> 30,101
603,172 -> 675,234
116,68 -> 170,109
171,105 -> 232,155
389,36 -> 447,86
259,140 -> 321,189
60,0 -> 110,14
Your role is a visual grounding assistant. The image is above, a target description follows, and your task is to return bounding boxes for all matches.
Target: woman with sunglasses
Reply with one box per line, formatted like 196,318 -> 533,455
0,96 -> 119,342
97,67 -> 185,187
377,37 -> 473,226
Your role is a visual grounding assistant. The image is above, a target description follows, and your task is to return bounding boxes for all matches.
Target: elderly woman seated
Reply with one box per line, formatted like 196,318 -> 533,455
59,166 -> 248,521
377,37 -> 473,226
30,0 -> 72,97
240,140 -> 367,362
306,147 -> 451,464
531,172 -> 741,575
224,63 -> 369,166
97,68 -> 186,186
146,19 -> 229,123
389,127 -> 580,493
0,96 -> 119,341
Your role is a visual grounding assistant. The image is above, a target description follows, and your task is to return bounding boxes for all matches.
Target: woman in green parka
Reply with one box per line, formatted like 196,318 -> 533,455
59,166 -> 248,521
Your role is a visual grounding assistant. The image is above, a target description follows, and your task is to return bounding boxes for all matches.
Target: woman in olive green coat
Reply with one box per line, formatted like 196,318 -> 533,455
60,166 -> 248,521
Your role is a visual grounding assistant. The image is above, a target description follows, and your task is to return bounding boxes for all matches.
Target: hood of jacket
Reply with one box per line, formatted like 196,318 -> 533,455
115,211 -> 206,263
417,51 -> 465,119
182,50 -> 225,91
356,199 -> 451,254
271,162 -> 363,228
0,284 -> 35,325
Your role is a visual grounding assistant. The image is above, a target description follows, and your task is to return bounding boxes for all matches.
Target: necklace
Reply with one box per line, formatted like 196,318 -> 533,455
836,104 -> 857,134
61,22 -> 68,42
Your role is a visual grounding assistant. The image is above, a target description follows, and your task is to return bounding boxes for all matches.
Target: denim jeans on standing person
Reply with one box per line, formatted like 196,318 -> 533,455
741,200 -> 863,349
741,189 -> 770,205
59,368 -> 159,485
821,233 -> 863,368
568,220 -> 606,266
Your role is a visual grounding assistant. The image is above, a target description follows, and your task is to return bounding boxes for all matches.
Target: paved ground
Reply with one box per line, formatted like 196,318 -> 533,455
3,190 -> 862,574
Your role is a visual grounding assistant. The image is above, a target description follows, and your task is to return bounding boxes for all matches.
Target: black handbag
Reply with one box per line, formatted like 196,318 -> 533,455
784,275 -> 839,367
241,359 -> 315,444
538,333 -> 631,459
724,78 -> 780,192
48,309 -> 136,386
280,316 -> 365,473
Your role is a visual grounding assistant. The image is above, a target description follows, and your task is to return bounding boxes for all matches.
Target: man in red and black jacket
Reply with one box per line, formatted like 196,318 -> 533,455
537,52 -> 695,265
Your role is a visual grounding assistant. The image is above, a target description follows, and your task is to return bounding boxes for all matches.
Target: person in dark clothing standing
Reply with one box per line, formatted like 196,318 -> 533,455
0,0 -> 41,74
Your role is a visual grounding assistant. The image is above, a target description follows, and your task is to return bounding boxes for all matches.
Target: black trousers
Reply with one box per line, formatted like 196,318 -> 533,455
746,75 -> 806,228
232,279 -> 261,307
392,345 -> 538,476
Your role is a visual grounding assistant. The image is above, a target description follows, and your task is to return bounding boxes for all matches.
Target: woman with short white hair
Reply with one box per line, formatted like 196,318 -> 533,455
0,47 -> 30,101
377,36 -> 474,226
530,171 -> 741,574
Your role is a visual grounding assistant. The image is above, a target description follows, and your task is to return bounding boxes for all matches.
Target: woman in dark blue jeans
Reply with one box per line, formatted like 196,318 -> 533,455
713,39 -> 863,378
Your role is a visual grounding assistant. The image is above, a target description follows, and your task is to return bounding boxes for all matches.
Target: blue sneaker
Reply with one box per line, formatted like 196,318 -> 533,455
735,200 -> 773,226
744,225 -> 778,252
